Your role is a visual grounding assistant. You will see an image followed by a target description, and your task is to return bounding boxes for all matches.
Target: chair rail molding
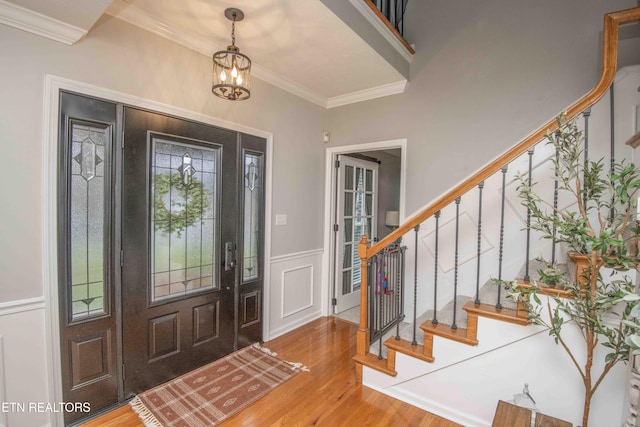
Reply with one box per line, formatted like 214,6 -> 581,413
0,296 -> 45,317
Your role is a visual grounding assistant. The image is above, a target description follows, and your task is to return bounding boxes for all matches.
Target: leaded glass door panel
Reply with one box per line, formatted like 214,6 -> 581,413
122,107 -> 240,397
58,92 -> 119,425
334,155 -> 378,314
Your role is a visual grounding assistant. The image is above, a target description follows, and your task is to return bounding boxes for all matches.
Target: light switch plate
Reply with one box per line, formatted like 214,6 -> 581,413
275,214 -> 287,226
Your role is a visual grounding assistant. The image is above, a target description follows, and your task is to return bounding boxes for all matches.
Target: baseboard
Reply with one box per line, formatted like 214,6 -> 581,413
364,382 -> 491,427
268,311 -> 322,341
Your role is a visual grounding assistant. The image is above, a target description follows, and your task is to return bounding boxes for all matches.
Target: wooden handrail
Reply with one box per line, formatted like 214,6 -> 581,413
367,7 -> 640,259
354,7 -> 640,377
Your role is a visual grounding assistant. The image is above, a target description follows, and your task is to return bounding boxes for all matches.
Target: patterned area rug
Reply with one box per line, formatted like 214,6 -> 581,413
130,344 -> 306,427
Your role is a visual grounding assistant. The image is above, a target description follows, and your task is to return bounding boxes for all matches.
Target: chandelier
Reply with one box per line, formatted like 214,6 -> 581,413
212,8 -> 251,101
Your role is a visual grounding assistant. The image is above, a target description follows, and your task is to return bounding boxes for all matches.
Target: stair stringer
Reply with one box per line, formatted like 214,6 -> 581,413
363,315 -> 628,427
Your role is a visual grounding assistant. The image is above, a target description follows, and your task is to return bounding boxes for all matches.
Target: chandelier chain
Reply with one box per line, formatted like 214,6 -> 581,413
231,18 -> 236,45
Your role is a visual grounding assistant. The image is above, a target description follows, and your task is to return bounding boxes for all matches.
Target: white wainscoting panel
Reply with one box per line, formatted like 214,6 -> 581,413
269,248 -> 323,339
0,335 -> 6,427
281,265 -> 314,318
0,300 -> 51,426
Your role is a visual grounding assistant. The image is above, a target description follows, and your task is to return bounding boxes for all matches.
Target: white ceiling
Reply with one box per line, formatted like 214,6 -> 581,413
0,0 -> 409,107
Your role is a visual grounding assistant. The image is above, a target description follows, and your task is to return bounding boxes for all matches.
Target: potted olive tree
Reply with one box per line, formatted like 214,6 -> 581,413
505,114 -> 640,427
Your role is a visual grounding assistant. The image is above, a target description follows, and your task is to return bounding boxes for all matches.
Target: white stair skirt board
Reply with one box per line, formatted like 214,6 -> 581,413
363,314 -> 627,427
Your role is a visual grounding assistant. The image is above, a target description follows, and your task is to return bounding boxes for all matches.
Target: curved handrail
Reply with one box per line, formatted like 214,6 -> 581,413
355,7 -> 640,363
366,7 -> 639,258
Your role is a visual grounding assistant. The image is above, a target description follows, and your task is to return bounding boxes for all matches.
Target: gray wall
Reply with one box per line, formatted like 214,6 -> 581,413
0,16 -> 327,303
371,150 -> 401,240
327,0 -> 638,218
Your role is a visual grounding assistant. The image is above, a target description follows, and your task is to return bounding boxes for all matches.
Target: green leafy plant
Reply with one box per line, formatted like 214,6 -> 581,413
503,114 -> 640,427
153,172 -> 211,238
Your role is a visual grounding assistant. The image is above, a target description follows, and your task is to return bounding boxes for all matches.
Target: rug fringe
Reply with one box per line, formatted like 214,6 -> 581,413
253,343 -> 310,372
130,396 -> 164,427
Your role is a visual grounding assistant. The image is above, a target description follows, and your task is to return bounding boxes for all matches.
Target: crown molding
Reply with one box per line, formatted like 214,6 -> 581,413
327,80 -> 407,108
348,0 -> 413,63
0,0 -> 86,45
250,64 -> 327,108
106,1 -> 327,108
106,0 -> 405,109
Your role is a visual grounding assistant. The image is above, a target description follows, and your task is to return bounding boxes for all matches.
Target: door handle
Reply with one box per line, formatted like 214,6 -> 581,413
224,242 -> 236,271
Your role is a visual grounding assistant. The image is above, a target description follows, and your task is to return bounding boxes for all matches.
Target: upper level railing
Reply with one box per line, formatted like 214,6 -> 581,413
368,0 -> 409,35
354,7 -> 640,364
364,0 -> 415,55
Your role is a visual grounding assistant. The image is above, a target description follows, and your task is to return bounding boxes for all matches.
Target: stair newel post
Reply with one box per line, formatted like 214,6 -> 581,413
412,225 -> 420,346
432,211 -> 441,324
475,182 -> 484,305
524,148 -> 534,282
452,197 -> 461,330
356,235 -> 371,358
497,166 -> 508,310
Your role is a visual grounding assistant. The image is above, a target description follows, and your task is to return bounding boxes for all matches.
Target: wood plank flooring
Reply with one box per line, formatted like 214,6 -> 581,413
81,317 -> 460,426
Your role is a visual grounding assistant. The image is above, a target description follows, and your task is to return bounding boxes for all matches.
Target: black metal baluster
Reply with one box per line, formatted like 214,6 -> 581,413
582,108 -> 591,211
497,166 -> 508,309
378,251 -> 384,359
432,211 -> 441,324
475,182 -> 484,305
396,246 -> 405,340
524,148 -> 534,282
368,257 -> 374,341
452,197 -> 461,330
610,86 -> 615,177
412,224 -> 419,346
551,146 -> 559,267
610,87 -> 616,222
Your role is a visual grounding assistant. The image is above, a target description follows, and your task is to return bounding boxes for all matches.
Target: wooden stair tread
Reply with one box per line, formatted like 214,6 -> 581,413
353,353 -> 397,377
384,338 -> 435,363
514,279 -> 573,298
420,321 -> 478,346
463,302 -> 529,326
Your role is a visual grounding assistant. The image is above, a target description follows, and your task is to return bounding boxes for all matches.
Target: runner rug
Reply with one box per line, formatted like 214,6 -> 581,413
130,344 -> 307,427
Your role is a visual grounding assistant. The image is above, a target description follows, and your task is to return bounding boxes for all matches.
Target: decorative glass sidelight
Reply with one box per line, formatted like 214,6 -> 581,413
70,123 -> 107,320
150,138 -> 219,302
242,152 -> 263,282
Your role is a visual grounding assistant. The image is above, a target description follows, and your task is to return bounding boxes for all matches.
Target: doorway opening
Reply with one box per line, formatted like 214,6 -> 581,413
322,140 -> 406,325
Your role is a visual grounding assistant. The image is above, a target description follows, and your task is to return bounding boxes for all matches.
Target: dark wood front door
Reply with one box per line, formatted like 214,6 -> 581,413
59,97 -> 267,421
121,107 -> 239,396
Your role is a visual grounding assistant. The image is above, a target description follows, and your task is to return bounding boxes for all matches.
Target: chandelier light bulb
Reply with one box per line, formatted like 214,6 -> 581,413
220,70 -> 227,81
231,66 -> 238,78
236,74 -> 243,85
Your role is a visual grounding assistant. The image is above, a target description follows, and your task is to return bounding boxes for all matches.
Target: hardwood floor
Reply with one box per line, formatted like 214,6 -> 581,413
81,317 -> 460,426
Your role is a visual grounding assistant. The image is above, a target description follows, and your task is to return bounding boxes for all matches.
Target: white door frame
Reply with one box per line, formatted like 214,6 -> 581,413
42,75 -> 274,426
320,139 -> 407,317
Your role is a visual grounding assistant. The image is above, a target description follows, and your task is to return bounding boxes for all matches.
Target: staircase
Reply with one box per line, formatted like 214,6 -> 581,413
353,7 -> 640,427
